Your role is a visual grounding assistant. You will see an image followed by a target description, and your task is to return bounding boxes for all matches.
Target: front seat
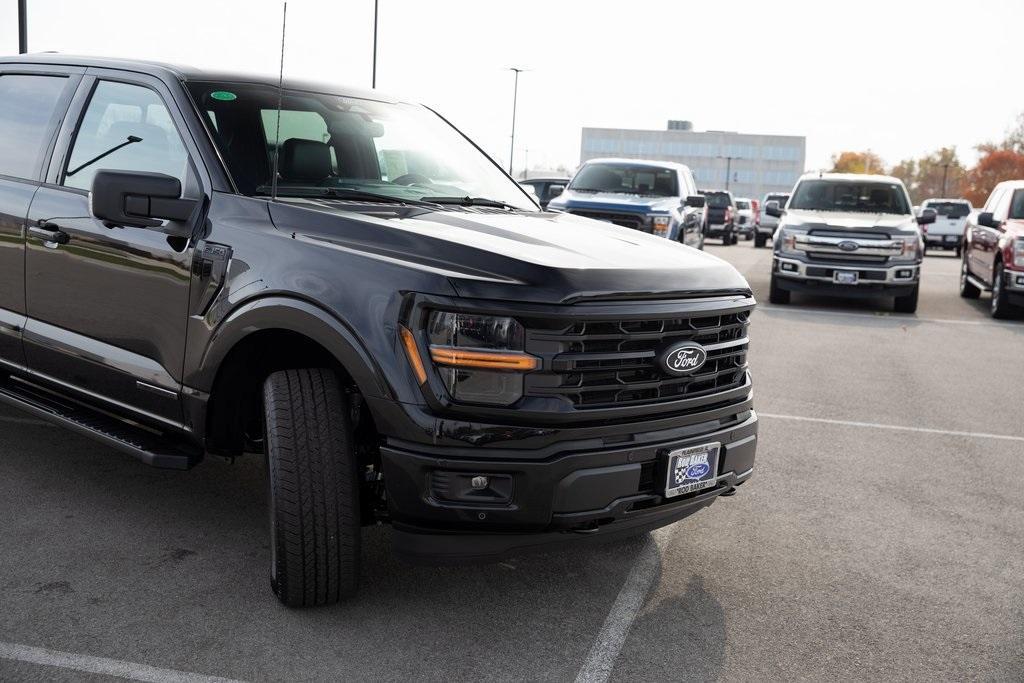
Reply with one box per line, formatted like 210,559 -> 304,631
279,138 -> 334,184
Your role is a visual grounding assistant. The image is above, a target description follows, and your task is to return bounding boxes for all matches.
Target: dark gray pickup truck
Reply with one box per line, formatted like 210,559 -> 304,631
0,54 -> 758,606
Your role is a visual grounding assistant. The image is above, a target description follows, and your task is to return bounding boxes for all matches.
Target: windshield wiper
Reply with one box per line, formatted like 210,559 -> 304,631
421,196 -> 519,210
256,186 -> 433,206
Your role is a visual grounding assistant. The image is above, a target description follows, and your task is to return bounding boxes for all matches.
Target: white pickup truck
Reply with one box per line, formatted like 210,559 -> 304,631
755,192 -> 790,248
920,198 -> 971,256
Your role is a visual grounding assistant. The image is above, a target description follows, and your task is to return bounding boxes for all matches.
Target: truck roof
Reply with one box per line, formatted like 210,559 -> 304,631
583,158 -> 695,173
0,53 -> 397,103
798,171 -> 905,185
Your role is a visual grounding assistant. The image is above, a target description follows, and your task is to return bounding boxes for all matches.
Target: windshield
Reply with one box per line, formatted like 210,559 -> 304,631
790,180 -> 910,214
569,163 -> 678,196
185,81 -> 535,209
735,200 -> 750,210
925,201 -> 971,218
705,192 -> 732,208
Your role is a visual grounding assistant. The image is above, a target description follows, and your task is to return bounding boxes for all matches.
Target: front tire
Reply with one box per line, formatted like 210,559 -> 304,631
264,368 -> 361,607
894,285 -> 919,314
769,274 -> 790,304
991,261 -> 1018,319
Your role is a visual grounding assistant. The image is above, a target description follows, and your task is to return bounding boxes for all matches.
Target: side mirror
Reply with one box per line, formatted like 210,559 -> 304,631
977,211 -> 1000,229
765,200 -> 783,218
91,170 -> 197,234
548,185 -> 564,199
916,208 -> 937,225
685,194 -> 705,208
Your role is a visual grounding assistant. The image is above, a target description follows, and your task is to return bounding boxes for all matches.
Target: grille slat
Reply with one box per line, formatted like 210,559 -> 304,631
524,307 -> 750,409
567,209 -> 649,232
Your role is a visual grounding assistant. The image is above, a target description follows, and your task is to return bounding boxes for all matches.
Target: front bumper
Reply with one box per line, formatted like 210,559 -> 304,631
773,255 -> 920,297
924,234 -> 962,248
380,408 -> 758,563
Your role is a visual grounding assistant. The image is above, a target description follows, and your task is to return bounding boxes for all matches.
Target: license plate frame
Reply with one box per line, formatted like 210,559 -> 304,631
833,270 -> 859,285
663,442 -> 720,498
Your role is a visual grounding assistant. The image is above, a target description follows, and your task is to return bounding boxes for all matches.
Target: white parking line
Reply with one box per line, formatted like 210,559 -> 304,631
0,641 -> 245,683
575,526 -> 674,683
755,305 -> 1021,328
759,413 -> 1024,443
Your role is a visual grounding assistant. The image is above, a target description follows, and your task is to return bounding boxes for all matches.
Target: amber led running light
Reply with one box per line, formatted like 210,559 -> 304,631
429,347 -> 539,371
399,326 -> 428,384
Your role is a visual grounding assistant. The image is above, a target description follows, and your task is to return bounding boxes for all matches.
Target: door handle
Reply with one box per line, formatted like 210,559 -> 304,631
28,223 -> 70,246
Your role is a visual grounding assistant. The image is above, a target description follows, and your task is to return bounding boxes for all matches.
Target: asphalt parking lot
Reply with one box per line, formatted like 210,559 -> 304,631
1,239 -> 1022,682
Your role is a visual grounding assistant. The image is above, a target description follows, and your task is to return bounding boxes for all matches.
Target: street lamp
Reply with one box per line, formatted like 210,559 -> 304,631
718,155 -> 742,191
507,67 -> 526,175
941,162 -> 951,197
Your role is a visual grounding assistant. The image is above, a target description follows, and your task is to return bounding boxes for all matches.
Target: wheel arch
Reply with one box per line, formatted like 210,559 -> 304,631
189,296 -> 393,455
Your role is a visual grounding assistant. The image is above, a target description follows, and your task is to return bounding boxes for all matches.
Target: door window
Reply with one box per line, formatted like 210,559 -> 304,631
63,81 -> 188,191
0,74 -> 71,180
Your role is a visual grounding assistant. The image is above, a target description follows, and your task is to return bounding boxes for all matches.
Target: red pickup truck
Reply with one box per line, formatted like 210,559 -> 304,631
960,180 -> 1024,318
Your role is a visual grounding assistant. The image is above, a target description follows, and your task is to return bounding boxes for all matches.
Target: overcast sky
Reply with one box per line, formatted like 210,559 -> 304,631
2,0 -> 1022,175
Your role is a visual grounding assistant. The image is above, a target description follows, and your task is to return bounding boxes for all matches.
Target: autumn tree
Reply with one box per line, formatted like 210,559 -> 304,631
830,151 -> 886,175
962,147 -> 1024,206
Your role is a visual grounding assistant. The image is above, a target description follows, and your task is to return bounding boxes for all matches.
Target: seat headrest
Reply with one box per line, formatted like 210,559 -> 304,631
279,138 -> 333,183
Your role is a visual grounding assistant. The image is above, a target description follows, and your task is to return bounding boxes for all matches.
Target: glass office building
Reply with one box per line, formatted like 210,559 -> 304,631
580,122 -> 806,201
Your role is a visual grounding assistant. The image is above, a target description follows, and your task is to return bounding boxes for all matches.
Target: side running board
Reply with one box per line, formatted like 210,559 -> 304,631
0,376 -> 201,470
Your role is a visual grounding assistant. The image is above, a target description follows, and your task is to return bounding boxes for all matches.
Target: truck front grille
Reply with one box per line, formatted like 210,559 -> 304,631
567,210 -> 649,232
523,304 -> 750,409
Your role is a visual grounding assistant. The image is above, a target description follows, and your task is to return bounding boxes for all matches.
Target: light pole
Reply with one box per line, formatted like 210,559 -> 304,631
508,67 -> 525,175
719,155 -> 741,191
941,162 -> 950,197
18,0 -> 28,54
371,0 -> 378,88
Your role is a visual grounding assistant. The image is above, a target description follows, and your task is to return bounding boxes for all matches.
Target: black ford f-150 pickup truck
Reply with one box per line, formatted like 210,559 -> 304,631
0,55 -> 758,606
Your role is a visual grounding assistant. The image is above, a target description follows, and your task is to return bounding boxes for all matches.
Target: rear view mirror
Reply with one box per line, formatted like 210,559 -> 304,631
916,208 -> 937,225
548,185 -> 564,199
977,211 -> 1000,229
685,194 -> 705,208
91,170 -> 197,234
765,200 -> 783,218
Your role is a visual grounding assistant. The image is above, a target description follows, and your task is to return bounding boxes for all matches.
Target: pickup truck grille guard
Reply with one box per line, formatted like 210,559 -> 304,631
521,300 -> 750,409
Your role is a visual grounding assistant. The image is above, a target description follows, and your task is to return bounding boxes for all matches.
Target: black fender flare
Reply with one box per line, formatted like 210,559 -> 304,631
190,296 -> 393,401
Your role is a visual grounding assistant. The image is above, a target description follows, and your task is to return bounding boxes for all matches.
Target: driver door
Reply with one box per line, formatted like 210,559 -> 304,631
24,72 -> 205,427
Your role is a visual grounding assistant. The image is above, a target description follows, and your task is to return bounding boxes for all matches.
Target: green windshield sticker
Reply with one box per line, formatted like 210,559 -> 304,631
210,90 -> 237,102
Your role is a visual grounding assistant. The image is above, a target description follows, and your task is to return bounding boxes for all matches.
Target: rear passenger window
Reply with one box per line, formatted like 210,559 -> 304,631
63,81 -> 189,191
0,74 -> 70,180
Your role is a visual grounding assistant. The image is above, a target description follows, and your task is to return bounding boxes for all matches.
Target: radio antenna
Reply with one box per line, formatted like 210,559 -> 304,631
270,1 -> 288,202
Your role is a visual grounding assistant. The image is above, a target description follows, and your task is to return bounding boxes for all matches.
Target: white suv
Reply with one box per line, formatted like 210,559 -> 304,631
920,198 -> 971,256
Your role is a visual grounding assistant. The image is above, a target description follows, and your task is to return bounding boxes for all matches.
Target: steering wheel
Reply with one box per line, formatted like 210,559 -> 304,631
392,173 -> 432,186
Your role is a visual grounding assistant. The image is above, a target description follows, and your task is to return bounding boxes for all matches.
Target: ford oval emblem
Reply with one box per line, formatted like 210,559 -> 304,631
837,240 -> 859,252
660,342 -> 707,376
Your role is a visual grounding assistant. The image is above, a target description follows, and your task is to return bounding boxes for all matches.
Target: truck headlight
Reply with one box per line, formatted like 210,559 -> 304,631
1013,238 -> 1024,268
403,312 -> 538,406
777,227 -> 806,256
651,215 -> 671,238
892,235 -> 922,262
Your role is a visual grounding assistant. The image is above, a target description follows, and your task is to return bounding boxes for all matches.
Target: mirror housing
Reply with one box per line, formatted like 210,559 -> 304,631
765,200 -> 783,218
91,170 -> 197,233
916,208 -> 937,225
977,211 -> 1000,229
685,194 -> 705,208
548,185 -> 564,199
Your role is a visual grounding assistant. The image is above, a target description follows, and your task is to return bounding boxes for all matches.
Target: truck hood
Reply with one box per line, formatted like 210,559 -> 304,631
547,190 -> 680,214
782,209 -> 919,234
268,198 -> 748,304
